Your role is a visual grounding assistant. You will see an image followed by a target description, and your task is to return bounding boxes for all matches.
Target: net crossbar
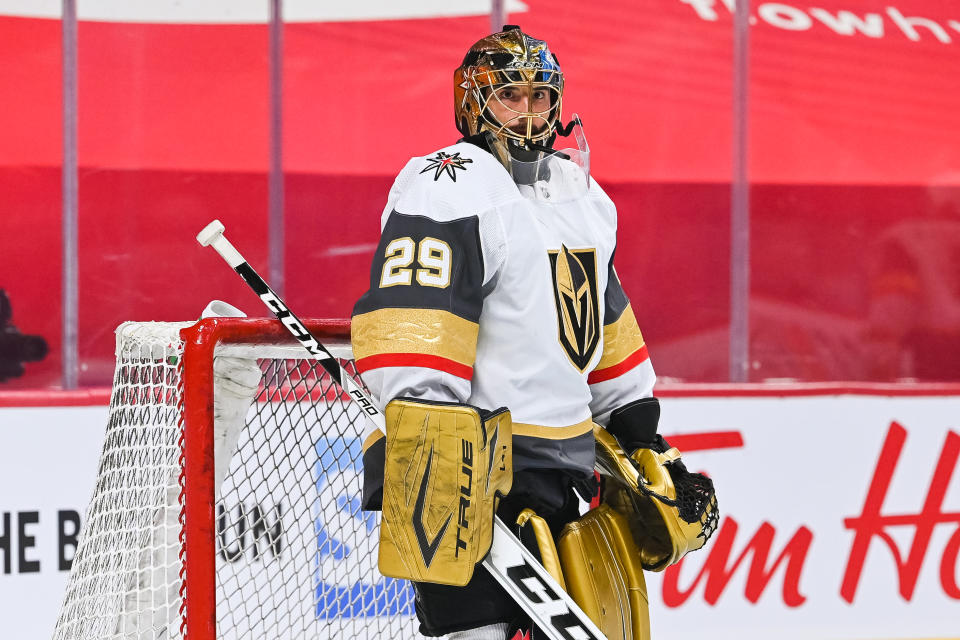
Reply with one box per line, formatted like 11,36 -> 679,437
53,318 -> 422,640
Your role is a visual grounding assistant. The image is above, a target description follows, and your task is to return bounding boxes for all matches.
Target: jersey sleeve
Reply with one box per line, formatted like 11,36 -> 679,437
353,206 -> 501,509
588,256 -> 656,426
352,208 -> 500,407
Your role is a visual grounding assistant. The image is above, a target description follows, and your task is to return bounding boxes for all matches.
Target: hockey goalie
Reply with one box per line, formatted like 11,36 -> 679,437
351,25 -> 719,640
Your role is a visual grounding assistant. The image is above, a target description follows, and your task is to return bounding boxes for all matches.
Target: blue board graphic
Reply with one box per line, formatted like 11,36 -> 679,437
313,437 -> 415,618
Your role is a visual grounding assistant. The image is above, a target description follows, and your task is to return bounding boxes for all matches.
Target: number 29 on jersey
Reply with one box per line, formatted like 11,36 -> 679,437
379,236 -> 451,289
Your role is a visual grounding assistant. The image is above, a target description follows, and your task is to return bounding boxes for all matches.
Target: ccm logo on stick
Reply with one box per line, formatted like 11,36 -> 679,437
259,292 -> 326,356
506,560 -> 602,639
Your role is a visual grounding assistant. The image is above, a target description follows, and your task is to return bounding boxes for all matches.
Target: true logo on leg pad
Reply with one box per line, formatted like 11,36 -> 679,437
455,439 -> 473,557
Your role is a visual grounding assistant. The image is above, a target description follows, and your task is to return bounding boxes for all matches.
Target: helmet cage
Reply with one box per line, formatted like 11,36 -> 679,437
454,28 -> 565,148
470,68 -> 564,145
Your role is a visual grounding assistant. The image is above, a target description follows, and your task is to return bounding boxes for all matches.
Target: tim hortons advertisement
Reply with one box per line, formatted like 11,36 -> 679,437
648,393 -> 960,639
0,391 -> 958,639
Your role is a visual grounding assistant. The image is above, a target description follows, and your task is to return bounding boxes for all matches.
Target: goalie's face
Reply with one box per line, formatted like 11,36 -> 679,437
484,83 -> 556,140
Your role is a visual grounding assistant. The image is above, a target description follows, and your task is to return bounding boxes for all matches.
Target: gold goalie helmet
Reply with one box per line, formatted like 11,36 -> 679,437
454,25 -> 564,147
454,26 -> 590,201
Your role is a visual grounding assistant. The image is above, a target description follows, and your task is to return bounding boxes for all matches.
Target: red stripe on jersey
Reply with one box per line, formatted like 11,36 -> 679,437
587,344 -> 649,384
355,353 -> 474,381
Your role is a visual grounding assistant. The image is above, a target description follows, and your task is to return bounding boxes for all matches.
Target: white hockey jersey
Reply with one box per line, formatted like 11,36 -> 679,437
353,141 -> 655,508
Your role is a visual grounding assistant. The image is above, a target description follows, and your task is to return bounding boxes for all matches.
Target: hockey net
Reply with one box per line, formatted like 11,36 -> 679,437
53,318 -> 422,640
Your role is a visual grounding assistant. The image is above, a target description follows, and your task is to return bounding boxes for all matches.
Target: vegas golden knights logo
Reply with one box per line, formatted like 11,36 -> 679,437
548,245 -> 600,371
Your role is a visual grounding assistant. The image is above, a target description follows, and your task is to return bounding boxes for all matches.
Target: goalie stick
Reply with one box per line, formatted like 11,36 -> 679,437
197,220 -> 608,640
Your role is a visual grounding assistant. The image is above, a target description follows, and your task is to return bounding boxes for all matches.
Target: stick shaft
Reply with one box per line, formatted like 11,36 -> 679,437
206,232 -> 385,432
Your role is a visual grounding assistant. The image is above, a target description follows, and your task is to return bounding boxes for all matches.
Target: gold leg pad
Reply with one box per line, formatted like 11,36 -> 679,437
557,504 -> 650,640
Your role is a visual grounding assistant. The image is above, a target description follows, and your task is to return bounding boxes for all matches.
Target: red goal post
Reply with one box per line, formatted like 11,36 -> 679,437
52,317 -> 423,640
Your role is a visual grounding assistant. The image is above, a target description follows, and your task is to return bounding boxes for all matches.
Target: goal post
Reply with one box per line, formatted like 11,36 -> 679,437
53,317 -> 422,640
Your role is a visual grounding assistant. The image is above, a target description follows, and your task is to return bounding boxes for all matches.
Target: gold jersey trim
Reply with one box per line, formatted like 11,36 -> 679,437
595,304 -> 646,371
352,308 -> 479,367
512,418 -> 594,440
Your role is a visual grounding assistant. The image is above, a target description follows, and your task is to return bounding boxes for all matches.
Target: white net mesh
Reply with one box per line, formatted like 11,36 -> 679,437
53,321 -> 424,640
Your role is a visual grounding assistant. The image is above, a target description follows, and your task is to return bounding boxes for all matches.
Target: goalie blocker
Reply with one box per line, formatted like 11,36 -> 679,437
374,397 -> 599,637
379,398 -> 513,587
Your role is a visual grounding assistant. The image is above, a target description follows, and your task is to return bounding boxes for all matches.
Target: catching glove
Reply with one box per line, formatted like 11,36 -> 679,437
597,397 -> 719,571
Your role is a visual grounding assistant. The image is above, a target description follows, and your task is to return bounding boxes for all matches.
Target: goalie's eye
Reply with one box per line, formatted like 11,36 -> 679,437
496,87 -> 519,103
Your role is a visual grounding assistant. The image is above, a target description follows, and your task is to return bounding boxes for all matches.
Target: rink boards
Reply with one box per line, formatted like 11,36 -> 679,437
1,389 -> 958,639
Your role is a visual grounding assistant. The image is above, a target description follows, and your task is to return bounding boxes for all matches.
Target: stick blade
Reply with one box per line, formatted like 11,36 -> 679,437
197,220 -> 226,247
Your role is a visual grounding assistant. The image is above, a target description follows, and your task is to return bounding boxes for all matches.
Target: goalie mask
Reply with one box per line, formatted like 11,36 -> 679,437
454,25 -> 590,200
454,25 -> 563,147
